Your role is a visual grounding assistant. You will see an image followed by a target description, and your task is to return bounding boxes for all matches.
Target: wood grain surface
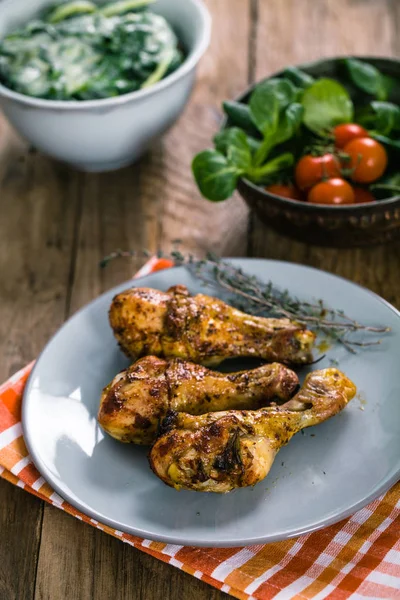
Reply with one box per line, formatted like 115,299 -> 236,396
0,1 -> 399,599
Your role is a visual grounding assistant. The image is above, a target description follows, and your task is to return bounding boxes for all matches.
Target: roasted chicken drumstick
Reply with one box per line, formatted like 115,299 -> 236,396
98,355 -> 299,445
149,368 -> 356,492
110,285 -> 315,366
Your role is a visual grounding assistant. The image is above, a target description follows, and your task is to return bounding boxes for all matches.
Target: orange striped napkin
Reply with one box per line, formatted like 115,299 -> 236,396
1,257 -> 399,600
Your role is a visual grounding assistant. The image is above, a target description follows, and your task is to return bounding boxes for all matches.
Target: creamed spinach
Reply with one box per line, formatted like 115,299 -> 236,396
0,0 -> 184,100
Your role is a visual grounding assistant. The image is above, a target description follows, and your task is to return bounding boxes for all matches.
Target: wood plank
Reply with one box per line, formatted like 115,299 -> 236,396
0,483 -> 43,600
249,0 -> 400,305
0,118 -> 80,599
142,0 -> 252,257
254,0 -> 399,78
89,529 -> 228,600
34,1 -> 250,599
251,224 -> 400,306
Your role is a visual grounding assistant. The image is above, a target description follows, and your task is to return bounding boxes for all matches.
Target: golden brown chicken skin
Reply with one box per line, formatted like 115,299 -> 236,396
109,285 -> 315,366
98,355 -> 299,445
149,368 -> 356,493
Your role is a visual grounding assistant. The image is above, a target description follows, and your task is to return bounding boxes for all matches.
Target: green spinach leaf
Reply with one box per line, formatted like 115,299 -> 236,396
101,0 -> 155,17
48,1 -> 96,23
357,101 -> 400,136
275,102 -> 304,145
249,82 -> 280,137
222,101 -> 259,135
370,101 -> 400,136
301,78 -> 354,134
262,78 -> 300,109
192,150 -> 243,202
344,58 -> 388,101
253,103 -> 303,166
213,128 -> 252,169
247,153 -> 295,183
283,66 -> 314,89
246,136 -> 262,154
371,172 -> 400,198
371,133 -> 400,151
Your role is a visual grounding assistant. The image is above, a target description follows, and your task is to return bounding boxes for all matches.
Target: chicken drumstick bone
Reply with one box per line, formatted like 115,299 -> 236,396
98,355 -> 299,445
149,368 -> 356,492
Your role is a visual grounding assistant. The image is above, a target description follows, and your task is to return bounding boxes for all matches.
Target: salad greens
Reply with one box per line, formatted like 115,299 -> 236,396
192,76 -> 304,202
282,66 -> 314,89
0,0 -> 184,100
343,58 -> 393,101
301,78 -> 353,134
357,101 -> 400,137
192,59 -> 400,202
193,126 -> 293,202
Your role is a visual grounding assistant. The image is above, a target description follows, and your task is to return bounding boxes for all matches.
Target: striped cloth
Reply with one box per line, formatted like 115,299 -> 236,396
0,257 -> 399,600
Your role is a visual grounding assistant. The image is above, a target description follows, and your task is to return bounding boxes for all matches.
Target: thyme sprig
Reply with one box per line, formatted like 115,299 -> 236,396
101,249 -> 390,352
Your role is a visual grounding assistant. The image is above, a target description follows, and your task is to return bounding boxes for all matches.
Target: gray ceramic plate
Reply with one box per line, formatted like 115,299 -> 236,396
22,259 -> 400,547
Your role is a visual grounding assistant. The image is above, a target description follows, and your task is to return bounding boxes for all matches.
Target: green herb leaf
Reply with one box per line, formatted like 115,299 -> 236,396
371,133 -> 400,150
246,136 -> 262,155
253,103 -> 303,166
371,172 -> 400,198
141,47 -> 175,88
371,171 -> 400,189
344,58 -> 387,101
215,128 -> 262,156
101,0 -> 156,17
369,101 -> 400,136
302,78 -> 354,134
283,66 -> 315,89
248,153 -> 294,183
381,75 -> 400,101
262,78 -> 300,109
275,102 -> 304,144
213,128 -> 252,169
249,82 -> 280,137
192,150 -> 242,202
386,173 -> 400,186
47,1 -> 96,23
222,101 -> 259,135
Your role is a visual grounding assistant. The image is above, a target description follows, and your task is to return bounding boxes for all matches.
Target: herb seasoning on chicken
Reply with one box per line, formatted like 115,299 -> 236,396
149,368 -> 356,492
98,355 -> 299,445
109,285 -> 316,366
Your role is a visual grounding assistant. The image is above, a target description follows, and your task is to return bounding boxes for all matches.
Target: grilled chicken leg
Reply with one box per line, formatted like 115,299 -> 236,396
149,368 -> 356,492
110,285 -> 315,366
98,355 -> 299,445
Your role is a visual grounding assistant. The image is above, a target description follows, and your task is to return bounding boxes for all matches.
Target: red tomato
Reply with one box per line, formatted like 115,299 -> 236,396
343,137 -> 388,183
295,154 -> 341,190
333,123 -> 369,149
308,178 -> 355,205
353,187 -> 375,204
265,183 -> 302,201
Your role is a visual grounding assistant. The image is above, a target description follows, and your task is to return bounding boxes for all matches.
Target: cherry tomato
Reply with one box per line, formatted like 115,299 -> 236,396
308,178 -> 355,205
343,137 -> 388,183
295,154 -> 341,190
265,183 -> 302,201
333,123 -> 369,149
353,187 -> 375,204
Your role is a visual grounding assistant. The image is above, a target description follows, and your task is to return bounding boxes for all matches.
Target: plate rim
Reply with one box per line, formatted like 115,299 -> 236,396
22,258 -> 400,547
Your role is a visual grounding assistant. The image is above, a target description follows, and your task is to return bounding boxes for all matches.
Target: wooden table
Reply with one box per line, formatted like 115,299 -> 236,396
1,1 -> 399,598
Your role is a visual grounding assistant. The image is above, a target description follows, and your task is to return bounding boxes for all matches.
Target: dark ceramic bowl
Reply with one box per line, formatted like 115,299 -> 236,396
229,56 -> 400,247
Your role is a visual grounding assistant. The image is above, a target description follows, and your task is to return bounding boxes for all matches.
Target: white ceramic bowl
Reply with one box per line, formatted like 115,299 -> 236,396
0,0 -> 211,172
